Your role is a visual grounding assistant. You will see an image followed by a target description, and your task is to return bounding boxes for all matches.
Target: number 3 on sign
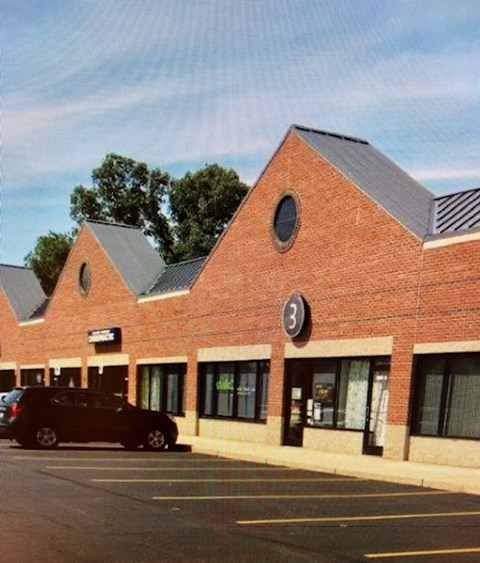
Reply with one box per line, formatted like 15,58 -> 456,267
287,302 -> 298,330
282,294 -> 306,338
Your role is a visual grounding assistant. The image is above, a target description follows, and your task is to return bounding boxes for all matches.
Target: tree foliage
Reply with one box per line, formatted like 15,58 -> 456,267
170,164 -> 249,260
24,231 -> 75,296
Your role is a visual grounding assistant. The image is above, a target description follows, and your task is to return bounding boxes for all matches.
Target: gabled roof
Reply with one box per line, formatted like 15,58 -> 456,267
0,264 -> 48,321
432,187 -> 480,235
86,221 -> 166,297
292,125 -> 435,239
144,257 -> 206,296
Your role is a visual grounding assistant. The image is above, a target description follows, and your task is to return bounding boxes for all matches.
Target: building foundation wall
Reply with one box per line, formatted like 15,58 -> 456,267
409,436 -> 480,469
303,428 -> 363,455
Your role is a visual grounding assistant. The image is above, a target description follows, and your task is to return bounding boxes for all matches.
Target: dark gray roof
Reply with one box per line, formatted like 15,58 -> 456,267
432,187 -> 480,235
145,257 -> 206,296
292,125 -> 435,239
30,298 -> 50,319
86,221 -> 166,296
0,264 -> 48,321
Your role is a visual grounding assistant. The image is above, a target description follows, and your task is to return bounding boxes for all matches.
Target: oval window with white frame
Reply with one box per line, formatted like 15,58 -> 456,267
272,191 -> 300,251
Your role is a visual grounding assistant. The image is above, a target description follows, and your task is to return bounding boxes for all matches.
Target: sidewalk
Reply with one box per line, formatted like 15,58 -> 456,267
182,436 -> 480,496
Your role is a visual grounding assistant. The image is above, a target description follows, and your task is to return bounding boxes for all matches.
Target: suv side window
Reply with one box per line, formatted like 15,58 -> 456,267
92,394 -> 124,410
75,393 -> 93,407
52,392 -> 73,406
52,391 -> 93,407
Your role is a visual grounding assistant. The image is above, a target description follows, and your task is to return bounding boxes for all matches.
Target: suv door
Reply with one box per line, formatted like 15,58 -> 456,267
50,391 -> 95,441
88,392 -> 133,442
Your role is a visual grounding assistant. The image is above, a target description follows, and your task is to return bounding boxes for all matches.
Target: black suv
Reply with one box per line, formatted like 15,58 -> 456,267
0,387 -> 178,451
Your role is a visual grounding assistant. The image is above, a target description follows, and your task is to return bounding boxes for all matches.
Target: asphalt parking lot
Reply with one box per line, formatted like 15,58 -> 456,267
1,440 -> 479,562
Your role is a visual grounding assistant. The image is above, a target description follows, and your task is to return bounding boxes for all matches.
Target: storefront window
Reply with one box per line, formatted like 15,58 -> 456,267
0,370 -> 16,392
138,364 -> 185,416
21,369 -> 45,386
50,368 -> 81,388
237,362 -> 257,419
140,367 -> 150,410
150,367 -> 162,411
200,360 -> 269,422
412,357 -> 444,435
259,363 -> 269,420
308,361 -> 336,427
88,365 -> 128,399
412,354 -> 480,440
166,368 -> 180,414
217,363 -> 235,417
337,360 -> 369,430
299,357 -> 389,431
203,366 -> 215,416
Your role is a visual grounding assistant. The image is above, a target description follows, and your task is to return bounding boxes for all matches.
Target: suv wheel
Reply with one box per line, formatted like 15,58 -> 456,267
143,427 -> 167,451
32,424 -> 59,449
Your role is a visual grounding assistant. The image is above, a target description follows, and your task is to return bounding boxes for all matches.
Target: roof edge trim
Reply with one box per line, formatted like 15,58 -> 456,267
424,229 -> 480,249
137,289 -> 190,303
291,124 -> 369,145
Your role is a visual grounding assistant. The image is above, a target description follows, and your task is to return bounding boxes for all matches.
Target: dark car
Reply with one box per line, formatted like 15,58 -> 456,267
0,386 -> 178,451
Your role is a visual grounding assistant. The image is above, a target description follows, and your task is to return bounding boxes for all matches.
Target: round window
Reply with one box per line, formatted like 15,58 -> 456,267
272,192 -> 299,250
79,262 -> 91,295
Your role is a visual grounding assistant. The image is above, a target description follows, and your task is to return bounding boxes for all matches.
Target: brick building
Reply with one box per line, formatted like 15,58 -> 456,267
1,125 -> 479,468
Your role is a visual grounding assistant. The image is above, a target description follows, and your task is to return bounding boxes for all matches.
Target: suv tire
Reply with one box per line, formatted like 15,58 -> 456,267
143,426 -> 167,451
32,424 -> 59,449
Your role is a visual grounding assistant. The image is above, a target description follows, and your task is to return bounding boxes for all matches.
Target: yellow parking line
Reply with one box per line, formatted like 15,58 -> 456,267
47,466 -> 294,471
365,547 -> 480,559
237,511 -> 480,525
93,477 -> 362,483
14,456 -> 235,462
152,491 -> 451,501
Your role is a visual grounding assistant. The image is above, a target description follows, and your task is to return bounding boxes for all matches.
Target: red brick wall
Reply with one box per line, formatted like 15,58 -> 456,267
417,241 -> 480,342
0,289 -> 21,363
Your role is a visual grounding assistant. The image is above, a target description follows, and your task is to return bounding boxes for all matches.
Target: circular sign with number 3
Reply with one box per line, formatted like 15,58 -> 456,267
282,294 -> 307,338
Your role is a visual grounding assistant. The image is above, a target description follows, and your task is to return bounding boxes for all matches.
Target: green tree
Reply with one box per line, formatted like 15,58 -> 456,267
24,231 -> 75,296
170,164 -> 249,260
71,156 -> 249,263
70,153 -> 174,259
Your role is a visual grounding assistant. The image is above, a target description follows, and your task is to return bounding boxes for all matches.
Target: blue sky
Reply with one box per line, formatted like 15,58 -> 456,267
2,0 -> 480,265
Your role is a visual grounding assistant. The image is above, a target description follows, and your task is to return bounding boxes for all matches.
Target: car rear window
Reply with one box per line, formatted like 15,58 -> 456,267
2,389 -> 25,405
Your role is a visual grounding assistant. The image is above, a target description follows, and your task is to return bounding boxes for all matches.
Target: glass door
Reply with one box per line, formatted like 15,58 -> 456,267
363,359 -> 389,456
283,361 -> 308,447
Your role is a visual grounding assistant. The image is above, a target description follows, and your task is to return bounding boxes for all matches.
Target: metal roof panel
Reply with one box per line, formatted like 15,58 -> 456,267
86,221 -> 166,296
0,265 -> 47,321
147,257 -> 206,295
293,125 -> 435,239
433,187 -> 480,234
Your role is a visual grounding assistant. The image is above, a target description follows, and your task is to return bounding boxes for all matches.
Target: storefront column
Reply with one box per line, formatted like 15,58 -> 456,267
81,360 -> 88,388
265,345 -> 285,446
128,356 -> 137,404
383,339 -> 415,460
183,356 -> 199,437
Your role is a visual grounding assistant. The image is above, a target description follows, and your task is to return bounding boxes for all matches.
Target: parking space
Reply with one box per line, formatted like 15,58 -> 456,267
2,441 -> 480,562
